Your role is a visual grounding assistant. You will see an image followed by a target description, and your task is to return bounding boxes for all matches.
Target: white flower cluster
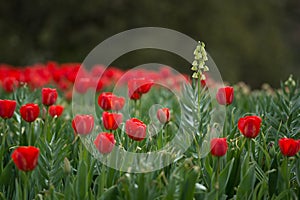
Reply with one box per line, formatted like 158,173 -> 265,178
191,41 -> 209,80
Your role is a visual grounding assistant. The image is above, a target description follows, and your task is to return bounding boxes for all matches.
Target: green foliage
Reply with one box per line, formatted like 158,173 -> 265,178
0,76 -> 300,199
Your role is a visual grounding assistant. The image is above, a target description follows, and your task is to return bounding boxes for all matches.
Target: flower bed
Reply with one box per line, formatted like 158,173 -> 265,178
0,60 -> 299,199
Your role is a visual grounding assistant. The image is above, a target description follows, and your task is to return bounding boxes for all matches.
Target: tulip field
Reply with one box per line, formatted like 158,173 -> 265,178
0,54 -> 300,198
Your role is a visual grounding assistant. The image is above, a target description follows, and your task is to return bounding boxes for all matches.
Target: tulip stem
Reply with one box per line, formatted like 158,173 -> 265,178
0,119 -> 7,173
285,157 -> 290,196
215,157 -> 220,199
43,106 -> 50,141
28,122 -> 33,146
248,139 -> 252,162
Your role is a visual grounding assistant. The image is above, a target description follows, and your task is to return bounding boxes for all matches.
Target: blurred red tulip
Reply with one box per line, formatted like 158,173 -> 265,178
94,133 -> 115,154
0,99 -> 16,119
20,103 -> 40,122
2,77 -> 19,93
11,146 -> 40,171
238,116 -> 262,138
278,138 -> 300,157
42,88 -> 58,106
210,138 -> 228,157
72,115 -> 94,135
49,105 -> 64,118
157,108 -> 171,124
128,78 -> 154,100
98,92 -> 125,111
102,111 -> 123,130
216,86 -> 234,105
125,118 -> 147,141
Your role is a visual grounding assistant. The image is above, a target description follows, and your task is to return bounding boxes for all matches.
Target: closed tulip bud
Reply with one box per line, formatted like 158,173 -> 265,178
210,138 -> 228,157
216,86 -> 234,105
72,115 -> 94,135
63,157 -> 72,174
20,103 -> 40,122
157,108 -> 171,124
278,138 -> 300,157
11,146 -> 40,171
0,99 -> 16,119
48,105 -> 64,118
98,92 -> 114,111
238,116 -> 262,138
94,133 -> 115,154
125,118 -> 147,141
102,111 -> 123,130
42,88 -> 58,106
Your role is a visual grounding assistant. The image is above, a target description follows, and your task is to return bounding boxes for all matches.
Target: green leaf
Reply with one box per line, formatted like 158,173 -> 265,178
0,161 -> 14,187
219,158 -> 234,194
76,161 -> 88,199
179,166 -> 200,200
99,185 -> 118,200
236,164 -> 256,199
268,156 -> 278,196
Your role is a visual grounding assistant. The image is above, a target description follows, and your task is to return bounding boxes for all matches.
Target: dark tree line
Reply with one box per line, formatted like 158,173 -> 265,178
0,0 -> 299,87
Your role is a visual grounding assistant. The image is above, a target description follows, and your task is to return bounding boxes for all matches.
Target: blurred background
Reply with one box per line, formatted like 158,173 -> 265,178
0,0 -> 299,88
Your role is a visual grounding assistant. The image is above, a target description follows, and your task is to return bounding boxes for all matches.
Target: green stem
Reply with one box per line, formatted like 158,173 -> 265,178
285,157 -> 290,194
215,157 -> 220,199
28,122 -> 32,146
43,106 -> 50,142
0,119 -> 7,173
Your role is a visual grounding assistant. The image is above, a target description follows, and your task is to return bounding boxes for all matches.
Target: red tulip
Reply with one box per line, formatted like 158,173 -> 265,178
111,96 -> 125,111
210,138 -> 228,157
11,146 -> 40,171
0,99 -> 16,119
157,108 -> 171,124
72,115 -> 94,135
98,92 -> 125,111
128,78 -> 154,99
278,138 -> 300,157
128,90 -> 141,100
74,77 -> 92,94
20,103 -> 40,122
216,86 -> 234,105
94,133 -> 115,154
238,116 -> 262,138
2,77 -> 19,93
125,118 -> 147,141
98,92 -> 114,110
42,88 -> 58,106
102,111 -> 123,130
48,105 -> 64,118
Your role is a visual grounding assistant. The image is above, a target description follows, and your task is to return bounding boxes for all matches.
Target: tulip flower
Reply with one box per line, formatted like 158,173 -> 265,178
102,111 -> 123,130
72,114 -> 94,135
74,77 -> 92,94
42,88 -> 58,106
98,92 -> 125,111
216,86 -> 234,105
125,118 -> 147,141
11,146 -> 40,171
2,77 -> 19,93
128,78 -> 154,100
111,96 -> 125,111
238,116 -> 262,138
48,105 -> 64,118
278,138 -> 300,157
20,103 -> 40,122
210,138 -> 228,157
0,99 -> 16,119
157,108 -> 171,124
94,133 -> 115,154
